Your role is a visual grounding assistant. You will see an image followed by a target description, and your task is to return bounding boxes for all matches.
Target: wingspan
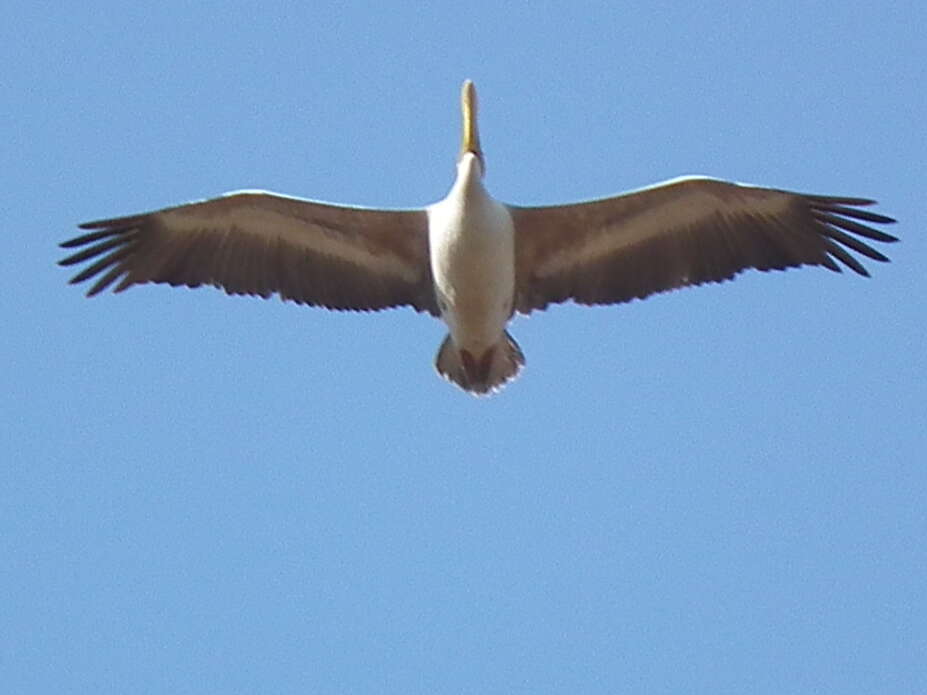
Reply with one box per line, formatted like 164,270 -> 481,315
511,177 -> 897,313
60,191 -> 438,314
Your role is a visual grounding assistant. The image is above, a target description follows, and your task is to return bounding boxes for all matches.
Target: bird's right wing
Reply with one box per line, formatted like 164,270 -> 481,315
60,191 -> 439,315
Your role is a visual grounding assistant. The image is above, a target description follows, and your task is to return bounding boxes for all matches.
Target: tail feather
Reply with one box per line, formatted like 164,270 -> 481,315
435,331 -> 525,395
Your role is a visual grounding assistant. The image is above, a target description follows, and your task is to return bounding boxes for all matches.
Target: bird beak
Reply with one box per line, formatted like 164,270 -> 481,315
460,80 -> 485,173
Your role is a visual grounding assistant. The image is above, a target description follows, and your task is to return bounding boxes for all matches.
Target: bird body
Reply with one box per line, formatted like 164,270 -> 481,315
428,150 -> 521,390
60,80 -> 897,395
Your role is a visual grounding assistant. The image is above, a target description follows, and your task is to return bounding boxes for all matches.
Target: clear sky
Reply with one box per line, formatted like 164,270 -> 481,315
3,2 -> 925,693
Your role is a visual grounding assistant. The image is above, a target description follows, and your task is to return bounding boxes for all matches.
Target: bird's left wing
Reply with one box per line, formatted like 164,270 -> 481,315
511,177 -> 897,314
60,191 -> 439,315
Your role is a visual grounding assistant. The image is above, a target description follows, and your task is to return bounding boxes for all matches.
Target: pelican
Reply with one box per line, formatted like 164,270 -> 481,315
60,80 -> 897,395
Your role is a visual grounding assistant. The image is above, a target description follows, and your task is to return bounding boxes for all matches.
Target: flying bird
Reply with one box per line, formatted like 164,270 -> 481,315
60,81 -> 897,395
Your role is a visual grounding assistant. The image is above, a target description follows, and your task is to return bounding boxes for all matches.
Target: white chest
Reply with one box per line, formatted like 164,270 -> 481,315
427,181 -> 515,347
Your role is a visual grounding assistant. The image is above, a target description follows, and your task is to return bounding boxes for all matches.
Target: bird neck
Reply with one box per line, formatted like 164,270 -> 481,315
454,152 -> 486,198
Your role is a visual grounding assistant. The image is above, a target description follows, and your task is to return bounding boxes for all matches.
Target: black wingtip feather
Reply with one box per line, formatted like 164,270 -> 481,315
817,203 -> 896,225
803,195 -> 898,276
86,264 -> 128,296
58,235 -> 129,267
59,228 -> 125,248
77,216 -> 144,230
819,226 -> 890,263
812,211 -> 899,244
821,237 -> 870,276
66,244 -> 135,286
806,194 -> 876,206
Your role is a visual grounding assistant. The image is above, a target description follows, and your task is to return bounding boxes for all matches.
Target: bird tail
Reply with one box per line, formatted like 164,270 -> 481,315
435,331 -> 525,396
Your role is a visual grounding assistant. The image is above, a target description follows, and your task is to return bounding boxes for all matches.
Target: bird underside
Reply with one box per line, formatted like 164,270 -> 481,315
58,81 -> 898,397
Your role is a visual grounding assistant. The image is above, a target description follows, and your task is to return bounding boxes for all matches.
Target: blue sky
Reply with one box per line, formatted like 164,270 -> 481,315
3,2 -> 925,693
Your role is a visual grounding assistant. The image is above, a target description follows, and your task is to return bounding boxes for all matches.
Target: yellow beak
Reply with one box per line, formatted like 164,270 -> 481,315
460,80 -> 483,166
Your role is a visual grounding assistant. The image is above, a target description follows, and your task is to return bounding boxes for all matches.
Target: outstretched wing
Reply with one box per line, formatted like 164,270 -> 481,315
512,177 -> 896,313
60,191 -> 438,315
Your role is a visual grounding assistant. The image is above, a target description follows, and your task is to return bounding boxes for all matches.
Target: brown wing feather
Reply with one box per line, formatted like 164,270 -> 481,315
511,177 -> 897,313
60,191 -> 438,315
